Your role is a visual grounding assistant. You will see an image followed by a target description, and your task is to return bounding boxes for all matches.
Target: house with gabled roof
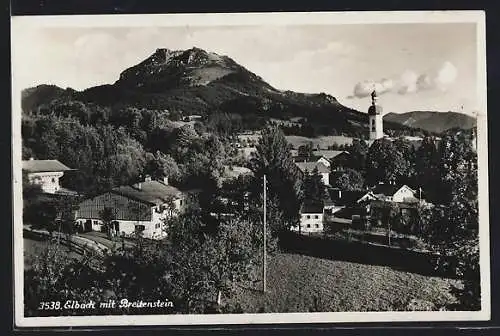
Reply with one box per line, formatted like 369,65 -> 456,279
22,158 -> 76,194
371,183 -> 422,203
75,176 -> 185,240
295,161 -> 331,186
312,150 -> 351,170
291,202 -> 325,234
325,188 -> 378,220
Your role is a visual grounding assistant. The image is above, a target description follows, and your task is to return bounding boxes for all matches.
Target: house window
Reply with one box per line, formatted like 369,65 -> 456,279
179,199 -> 183,206
93,220 -> 99,225
135,225 -> 145,232
155,223 -> 160,229
314,215 -> 319,219
306,215 -> 310,219
307,224 -> 311,228
315,224 -> 319,228
51,178 -> 56,183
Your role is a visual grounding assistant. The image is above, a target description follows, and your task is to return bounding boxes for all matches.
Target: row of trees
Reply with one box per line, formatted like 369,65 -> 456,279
330,132 -> 476,205
22,113 -> 235,195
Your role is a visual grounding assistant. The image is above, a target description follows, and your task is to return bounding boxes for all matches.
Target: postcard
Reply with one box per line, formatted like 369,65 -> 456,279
11,10 -> 489,327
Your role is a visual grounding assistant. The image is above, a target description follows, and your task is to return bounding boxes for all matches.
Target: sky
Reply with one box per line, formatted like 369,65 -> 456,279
13,23 -> 480,114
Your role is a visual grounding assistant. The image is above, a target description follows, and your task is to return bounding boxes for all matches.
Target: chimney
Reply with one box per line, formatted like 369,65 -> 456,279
144,175 -> 151,182
135,182 -> 142,190
338,189 -> 342,199
162,176 -> 169,185
29,157 -> 34,161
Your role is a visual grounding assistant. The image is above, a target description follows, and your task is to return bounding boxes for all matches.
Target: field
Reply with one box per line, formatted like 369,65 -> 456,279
285,135 -> 354,149
226,252 -> 461,312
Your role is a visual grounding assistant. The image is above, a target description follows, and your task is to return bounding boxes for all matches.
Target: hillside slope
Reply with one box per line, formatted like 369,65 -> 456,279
384,111 -> 476,133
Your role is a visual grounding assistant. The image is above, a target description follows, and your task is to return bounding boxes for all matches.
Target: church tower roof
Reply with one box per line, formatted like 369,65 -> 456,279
368,90 -> 383,115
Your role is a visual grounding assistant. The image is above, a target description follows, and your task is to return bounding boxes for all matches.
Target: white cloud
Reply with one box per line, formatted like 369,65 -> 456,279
398,70 -> 418,94
416,74 -> 434,90
350,61 -> 460,99
436,61 -> 458,90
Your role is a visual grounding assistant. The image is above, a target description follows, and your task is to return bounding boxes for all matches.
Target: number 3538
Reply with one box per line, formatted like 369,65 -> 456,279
38,301 -> 61,310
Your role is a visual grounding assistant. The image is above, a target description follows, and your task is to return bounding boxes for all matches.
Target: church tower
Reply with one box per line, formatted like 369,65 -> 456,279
368,90 -> 384,140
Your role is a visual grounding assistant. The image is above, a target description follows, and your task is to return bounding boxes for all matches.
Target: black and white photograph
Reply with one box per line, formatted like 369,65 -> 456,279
11,11 -> 489,327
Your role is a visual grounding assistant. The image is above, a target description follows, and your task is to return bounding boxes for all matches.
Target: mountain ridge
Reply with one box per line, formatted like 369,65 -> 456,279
21,47 -> 474,136
383,111 -> 476,134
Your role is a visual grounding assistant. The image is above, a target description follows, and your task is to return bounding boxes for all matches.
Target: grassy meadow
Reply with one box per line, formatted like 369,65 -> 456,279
226,252 -> 461,313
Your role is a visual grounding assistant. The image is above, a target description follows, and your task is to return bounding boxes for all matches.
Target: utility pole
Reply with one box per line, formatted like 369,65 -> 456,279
263,174 -> 267,293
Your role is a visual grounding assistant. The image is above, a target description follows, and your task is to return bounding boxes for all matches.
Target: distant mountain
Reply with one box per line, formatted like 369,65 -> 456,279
21,47 -> 439,137
384,111 -> 477,134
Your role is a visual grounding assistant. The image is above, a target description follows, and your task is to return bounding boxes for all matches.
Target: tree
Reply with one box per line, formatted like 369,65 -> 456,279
202,216 -> 255,308
334,168 -> 365,191
393,137 -> 416,184
415,137 -> 440,202
100,207 -> 116,238
144,151 -> 181,182
251,125 -> 303,230
303,168 -> 325,203
55,196 -> 80,250
163,212 -> 218,313
25,198 -> 58,237
297,142 -> 314,158
452,237 -> 480,310
24,242 -> 105,316
348,138 -> 369,171
366,138 -> 412,186
437,132 -> 477,204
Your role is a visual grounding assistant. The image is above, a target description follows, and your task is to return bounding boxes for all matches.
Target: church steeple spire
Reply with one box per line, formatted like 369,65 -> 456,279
371,90 -> 378,105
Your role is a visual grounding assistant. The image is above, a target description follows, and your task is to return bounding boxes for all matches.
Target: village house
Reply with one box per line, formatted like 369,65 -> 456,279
74,176 -> 185,240
311,150 -> 351,171
371,183 -> 422,203
292,203 -> 325,234
324,188 -> 378,227
293,153 -> 331,167
22,159 -> 75,194
295,161 -> 331,186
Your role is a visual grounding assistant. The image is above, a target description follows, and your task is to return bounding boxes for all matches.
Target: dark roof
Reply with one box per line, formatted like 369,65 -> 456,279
22,159 -> 73,173
295,162 -> 330,174
368,104 -> 383,116
300,203 -> 324,214
111,180 -> 183,206
328,188 -> 372,206
54,187 -> 80,197
312,150 -> 349,160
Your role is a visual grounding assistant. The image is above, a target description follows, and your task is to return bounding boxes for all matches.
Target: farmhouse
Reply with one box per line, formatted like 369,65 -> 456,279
311,150 -> 351,170
295,161 -> 330,186
75,176 -> 185,240
371,183 -> 422,203
22,158 -> 75,194
325,188 -> 377,220
292,203 -> 325,234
